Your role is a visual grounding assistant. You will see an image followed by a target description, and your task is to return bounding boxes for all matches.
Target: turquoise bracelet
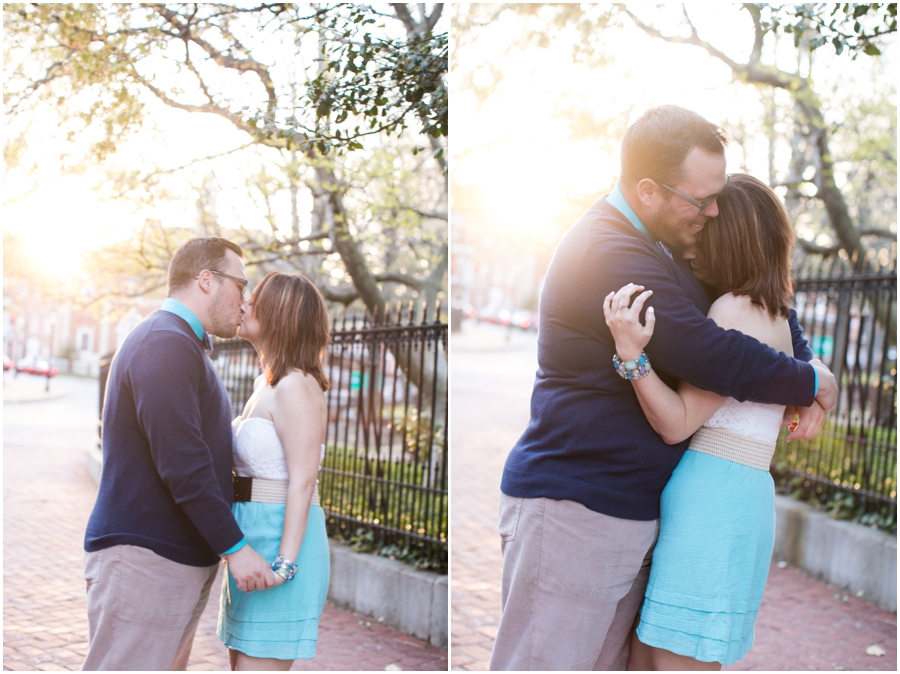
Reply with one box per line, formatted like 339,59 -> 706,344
271,555 -> 298,581
613,351 -> 652,380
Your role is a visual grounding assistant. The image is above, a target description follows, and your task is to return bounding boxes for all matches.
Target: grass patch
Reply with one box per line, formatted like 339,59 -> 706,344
772,422 -> 897,534
320,444 -> 447,572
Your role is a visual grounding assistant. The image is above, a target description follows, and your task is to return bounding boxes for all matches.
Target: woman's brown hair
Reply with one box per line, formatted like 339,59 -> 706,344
251,272 -> 331,391
699,173 -> 794,320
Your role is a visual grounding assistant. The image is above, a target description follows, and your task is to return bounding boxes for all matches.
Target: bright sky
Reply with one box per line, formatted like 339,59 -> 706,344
2,5 -> 421,281
3,91 -> 274,280
451,4 -> 897,247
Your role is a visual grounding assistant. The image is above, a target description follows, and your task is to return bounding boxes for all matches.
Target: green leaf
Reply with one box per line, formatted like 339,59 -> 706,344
316,97 -> 332,118
863,42 -> 882,55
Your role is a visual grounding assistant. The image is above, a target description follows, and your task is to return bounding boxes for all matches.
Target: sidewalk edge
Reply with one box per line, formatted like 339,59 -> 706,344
773,494 -> 897,612
328,540 -> 449,649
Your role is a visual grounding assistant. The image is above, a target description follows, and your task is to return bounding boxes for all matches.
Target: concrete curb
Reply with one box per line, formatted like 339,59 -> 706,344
85,448 -> 449,648
773,494 -> 897,612
3,384 -> 67,404
328,540 -> 448,649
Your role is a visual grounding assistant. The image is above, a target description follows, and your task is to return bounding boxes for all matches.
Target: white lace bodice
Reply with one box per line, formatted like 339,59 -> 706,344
232,416 -> 325,480
702,397 -> 786,445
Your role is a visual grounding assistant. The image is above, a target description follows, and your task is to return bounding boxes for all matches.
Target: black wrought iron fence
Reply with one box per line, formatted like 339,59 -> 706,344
211,304 -> 449,571
772,247 -> 897,530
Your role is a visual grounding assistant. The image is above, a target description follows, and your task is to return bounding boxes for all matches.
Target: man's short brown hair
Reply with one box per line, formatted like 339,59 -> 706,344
621,105 -> 727,186
167,237 -> 243,295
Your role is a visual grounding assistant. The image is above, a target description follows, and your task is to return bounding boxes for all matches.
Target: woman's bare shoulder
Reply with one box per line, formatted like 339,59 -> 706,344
708,293 -> 790,351
707,292 -> 756,326
273,370 -> 325,402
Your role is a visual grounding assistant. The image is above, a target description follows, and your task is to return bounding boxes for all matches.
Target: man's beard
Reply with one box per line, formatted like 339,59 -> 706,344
208,296 -> 240,338
649,202 -> 702,250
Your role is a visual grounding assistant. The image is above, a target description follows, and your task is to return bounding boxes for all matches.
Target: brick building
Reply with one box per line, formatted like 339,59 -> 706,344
3,279 -> 159,377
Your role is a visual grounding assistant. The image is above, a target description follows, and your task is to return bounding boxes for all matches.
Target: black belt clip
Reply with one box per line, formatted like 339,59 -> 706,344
233,474 -> 253,503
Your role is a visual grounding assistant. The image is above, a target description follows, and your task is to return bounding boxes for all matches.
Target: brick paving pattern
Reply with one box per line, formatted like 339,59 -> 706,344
449,322 -> 896,671
3,374 -> 447,671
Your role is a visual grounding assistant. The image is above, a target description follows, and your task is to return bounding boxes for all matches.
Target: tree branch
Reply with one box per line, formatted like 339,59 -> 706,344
408,206 -> 448,220
153,4 -> 279,119
620,5 -> 806,91
795,238 -> 840,255
239,232 -> 330,253
376,272 -> 423,289
320,285 -> 360,304
744,3 -> 764,65
859,227 -> 897,238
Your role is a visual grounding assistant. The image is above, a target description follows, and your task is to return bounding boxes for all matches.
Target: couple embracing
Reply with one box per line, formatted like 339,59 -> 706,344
83,237 -> 330,670
491,106 -> 838,670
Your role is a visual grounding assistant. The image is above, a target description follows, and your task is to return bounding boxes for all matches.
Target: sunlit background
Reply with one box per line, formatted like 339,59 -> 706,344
3,4 -> 447,374
449,3 -> 897,326
5,111 -> 250,277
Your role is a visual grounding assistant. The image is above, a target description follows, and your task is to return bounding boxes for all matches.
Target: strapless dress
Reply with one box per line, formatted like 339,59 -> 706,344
636,397 -> 785,665
217,417 -> 330,660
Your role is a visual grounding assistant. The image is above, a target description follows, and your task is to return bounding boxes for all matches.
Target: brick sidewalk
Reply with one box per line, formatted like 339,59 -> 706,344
3,379 -> 447,671
449,326 -> 896,671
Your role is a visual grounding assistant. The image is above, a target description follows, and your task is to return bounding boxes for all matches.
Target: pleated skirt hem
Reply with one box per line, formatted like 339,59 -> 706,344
636,597 -> 758,666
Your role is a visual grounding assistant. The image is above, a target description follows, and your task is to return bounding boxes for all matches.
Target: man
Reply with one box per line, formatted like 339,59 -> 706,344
489,106 -> 837,671
83,237 -> 275,671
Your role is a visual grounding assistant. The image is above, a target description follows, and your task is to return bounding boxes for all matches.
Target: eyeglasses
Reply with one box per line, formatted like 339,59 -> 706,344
659,175 -> 729,216
195,270 -> 250,299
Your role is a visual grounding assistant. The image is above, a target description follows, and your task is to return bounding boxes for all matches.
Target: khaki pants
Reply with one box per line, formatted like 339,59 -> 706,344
489,495 -> 659,671
82,544 -> 219,671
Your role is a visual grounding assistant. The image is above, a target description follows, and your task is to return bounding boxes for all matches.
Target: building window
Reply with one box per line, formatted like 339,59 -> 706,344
76,327 -> 94,354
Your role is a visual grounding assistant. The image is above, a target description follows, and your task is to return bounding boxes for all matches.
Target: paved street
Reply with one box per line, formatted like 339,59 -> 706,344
3,373 -> 447,671
449,320 -> 897,671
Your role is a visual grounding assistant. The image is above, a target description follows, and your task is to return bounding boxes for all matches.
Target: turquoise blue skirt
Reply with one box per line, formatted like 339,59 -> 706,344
217,502 -> 330,660
636,450 -> 775,665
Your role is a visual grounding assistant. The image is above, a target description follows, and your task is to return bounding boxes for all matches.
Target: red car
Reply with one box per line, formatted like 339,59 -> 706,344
15,359 -> 59,377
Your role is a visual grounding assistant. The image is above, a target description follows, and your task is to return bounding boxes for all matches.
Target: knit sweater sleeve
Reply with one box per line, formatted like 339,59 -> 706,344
789,308 -> 814,362
585,228 -> 816,406
129,330 -> 243,555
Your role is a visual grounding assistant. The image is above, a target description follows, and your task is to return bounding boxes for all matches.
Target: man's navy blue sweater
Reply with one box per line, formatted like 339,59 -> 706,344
85,310 -> 243,567
501,197 -> 815,521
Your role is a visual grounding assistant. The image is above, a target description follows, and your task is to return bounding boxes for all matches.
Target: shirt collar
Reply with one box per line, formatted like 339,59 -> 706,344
607,182 -> 657,242
161,298 -> 205,342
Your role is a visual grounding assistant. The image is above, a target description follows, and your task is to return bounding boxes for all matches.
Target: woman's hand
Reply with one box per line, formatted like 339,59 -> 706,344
603,284 -> 655,360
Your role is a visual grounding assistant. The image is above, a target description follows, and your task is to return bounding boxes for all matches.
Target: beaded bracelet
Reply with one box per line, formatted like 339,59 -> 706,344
271,554 -> 298,581
613,351 -> 652,380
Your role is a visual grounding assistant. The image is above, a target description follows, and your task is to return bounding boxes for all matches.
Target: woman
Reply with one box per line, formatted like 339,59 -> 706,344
217,271 -> 331,671
603,174 -> 825,670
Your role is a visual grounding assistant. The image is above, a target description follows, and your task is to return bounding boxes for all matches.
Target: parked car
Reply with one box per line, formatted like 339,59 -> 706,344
15,359 -> 59,377
510,309 -> 539,331
479,308 -> 512,326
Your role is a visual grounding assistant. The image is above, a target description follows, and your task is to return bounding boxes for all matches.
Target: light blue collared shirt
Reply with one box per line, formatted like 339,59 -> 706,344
607,182 -> 655,241
608,183 -> 674,258
161,298 -> 205,342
